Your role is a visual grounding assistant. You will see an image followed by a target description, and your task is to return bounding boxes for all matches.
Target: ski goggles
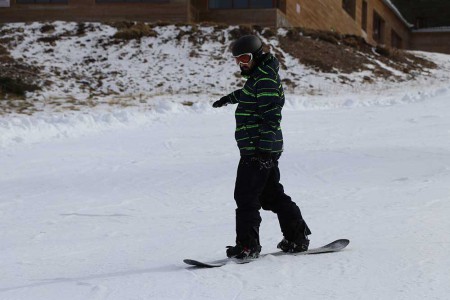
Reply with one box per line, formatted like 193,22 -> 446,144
234,53 -> 253,65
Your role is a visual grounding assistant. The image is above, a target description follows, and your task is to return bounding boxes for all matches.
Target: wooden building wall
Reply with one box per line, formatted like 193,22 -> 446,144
5,0 -> 448,53
369,0 -> 411,48
411,31 -> 450,55
285,0 -> 411,48
0,0 -> 188,23
191,0 -> 276,27
198,8 -> 278,27
285,0 -> 361,35
191,0 -> 411,48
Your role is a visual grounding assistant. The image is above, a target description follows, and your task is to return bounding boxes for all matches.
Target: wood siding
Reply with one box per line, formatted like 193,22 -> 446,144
411,31 -> 450,55
192,0 -> 411,48
0,0 -> 188,23
2,0 -> 448,53
192,0 -> 281,27
369,0 -> 410,48
284,0 -> 410,48
197,8 -> 278,27
285,0 -> 362,35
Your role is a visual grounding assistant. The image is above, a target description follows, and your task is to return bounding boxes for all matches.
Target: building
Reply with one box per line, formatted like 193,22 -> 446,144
0,0 -> 190,24
389,0 -> 450,29
1,0 -> 449,54
193,0 -> 413,50
389,0 -> 450,54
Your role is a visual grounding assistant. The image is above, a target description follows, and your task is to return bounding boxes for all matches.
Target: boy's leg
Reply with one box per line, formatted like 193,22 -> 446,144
260,160 -> 311,242
233,157 -> 271,247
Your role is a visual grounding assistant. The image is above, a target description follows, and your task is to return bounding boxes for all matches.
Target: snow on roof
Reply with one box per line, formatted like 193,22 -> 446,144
413,26 -> 450,33
381,0 -> 414,28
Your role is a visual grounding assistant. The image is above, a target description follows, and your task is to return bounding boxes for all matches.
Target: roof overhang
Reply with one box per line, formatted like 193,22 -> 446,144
381,0 -> 414,29
412,26 -> 450,33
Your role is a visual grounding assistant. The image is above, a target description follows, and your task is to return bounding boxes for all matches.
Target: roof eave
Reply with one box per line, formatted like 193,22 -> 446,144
381,0 -> 414,29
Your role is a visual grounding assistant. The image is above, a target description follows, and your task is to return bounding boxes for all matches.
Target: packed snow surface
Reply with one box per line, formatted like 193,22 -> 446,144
1,82 -> 450,299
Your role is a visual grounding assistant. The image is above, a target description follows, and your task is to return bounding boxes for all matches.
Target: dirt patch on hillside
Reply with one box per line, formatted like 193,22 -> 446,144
281,28 -> 435,77
0,41 -> 41,114
110,22 -> 158,40
230,25 -> 436,79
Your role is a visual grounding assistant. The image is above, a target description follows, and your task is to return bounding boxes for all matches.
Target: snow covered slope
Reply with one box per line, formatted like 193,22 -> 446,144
1,21 -> 449,109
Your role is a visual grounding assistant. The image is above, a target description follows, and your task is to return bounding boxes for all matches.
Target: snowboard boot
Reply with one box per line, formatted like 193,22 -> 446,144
226,243 -> 262,259
277,237 -> 309,253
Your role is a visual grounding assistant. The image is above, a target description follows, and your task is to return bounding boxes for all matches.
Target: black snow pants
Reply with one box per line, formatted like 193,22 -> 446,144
234,156 -> 311,247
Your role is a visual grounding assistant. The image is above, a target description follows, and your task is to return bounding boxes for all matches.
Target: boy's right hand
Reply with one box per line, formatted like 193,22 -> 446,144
212,96 -> 229,108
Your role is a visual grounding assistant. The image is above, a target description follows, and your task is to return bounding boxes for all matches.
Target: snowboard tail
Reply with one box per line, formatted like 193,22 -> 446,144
184,239 -> 349,268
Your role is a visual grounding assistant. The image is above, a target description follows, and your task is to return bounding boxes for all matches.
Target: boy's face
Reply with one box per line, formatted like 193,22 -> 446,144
234,53 -> 255,73
239,60 -> 255,73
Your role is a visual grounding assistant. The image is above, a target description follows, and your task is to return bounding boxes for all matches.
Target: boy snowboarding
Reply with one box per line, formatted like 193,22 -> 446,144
212,35 -> 311,259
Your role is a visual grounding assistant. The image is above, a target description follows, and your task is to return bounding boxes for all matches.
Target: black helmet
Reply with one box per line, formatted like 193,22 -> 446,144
231,35 -> 263,58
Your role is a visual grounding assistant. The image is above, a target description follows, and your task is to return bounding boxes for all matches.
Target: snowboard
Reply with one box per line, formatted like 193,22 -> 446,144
184,238 -> 349,268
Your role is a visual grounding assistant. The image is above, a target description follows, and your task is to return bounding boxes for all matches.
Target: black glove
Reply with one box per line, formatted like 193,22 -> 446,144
251,152 -> 275,170
212,96 -> 230,108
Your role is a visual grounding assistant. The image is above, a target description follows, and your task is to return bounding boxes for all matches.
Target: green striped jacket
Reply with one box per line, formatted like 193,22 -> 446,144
225,53 -> 285,156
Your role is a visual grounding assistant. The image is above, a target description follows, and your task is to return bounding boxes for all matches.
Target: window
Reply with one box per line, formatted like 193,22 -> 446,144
391,30 -> 402,49
361,1 -> 368,32
16,0 -> 67,3
249,0 -> 273,8
342,0 -> 356,19
234,0 -> 247,8
209,0 -> 232,8
209,0 -> 275,9
277,0 -> 286,13
372,11 -> 385,44
415,17 -> 427,29
96,0 -> 168,2
0,0 -> 10,7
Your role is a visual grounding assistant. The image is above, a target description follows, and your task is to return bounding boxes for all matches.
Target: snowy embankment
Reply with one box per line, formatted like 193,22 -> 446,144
1,84 -> 450,148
